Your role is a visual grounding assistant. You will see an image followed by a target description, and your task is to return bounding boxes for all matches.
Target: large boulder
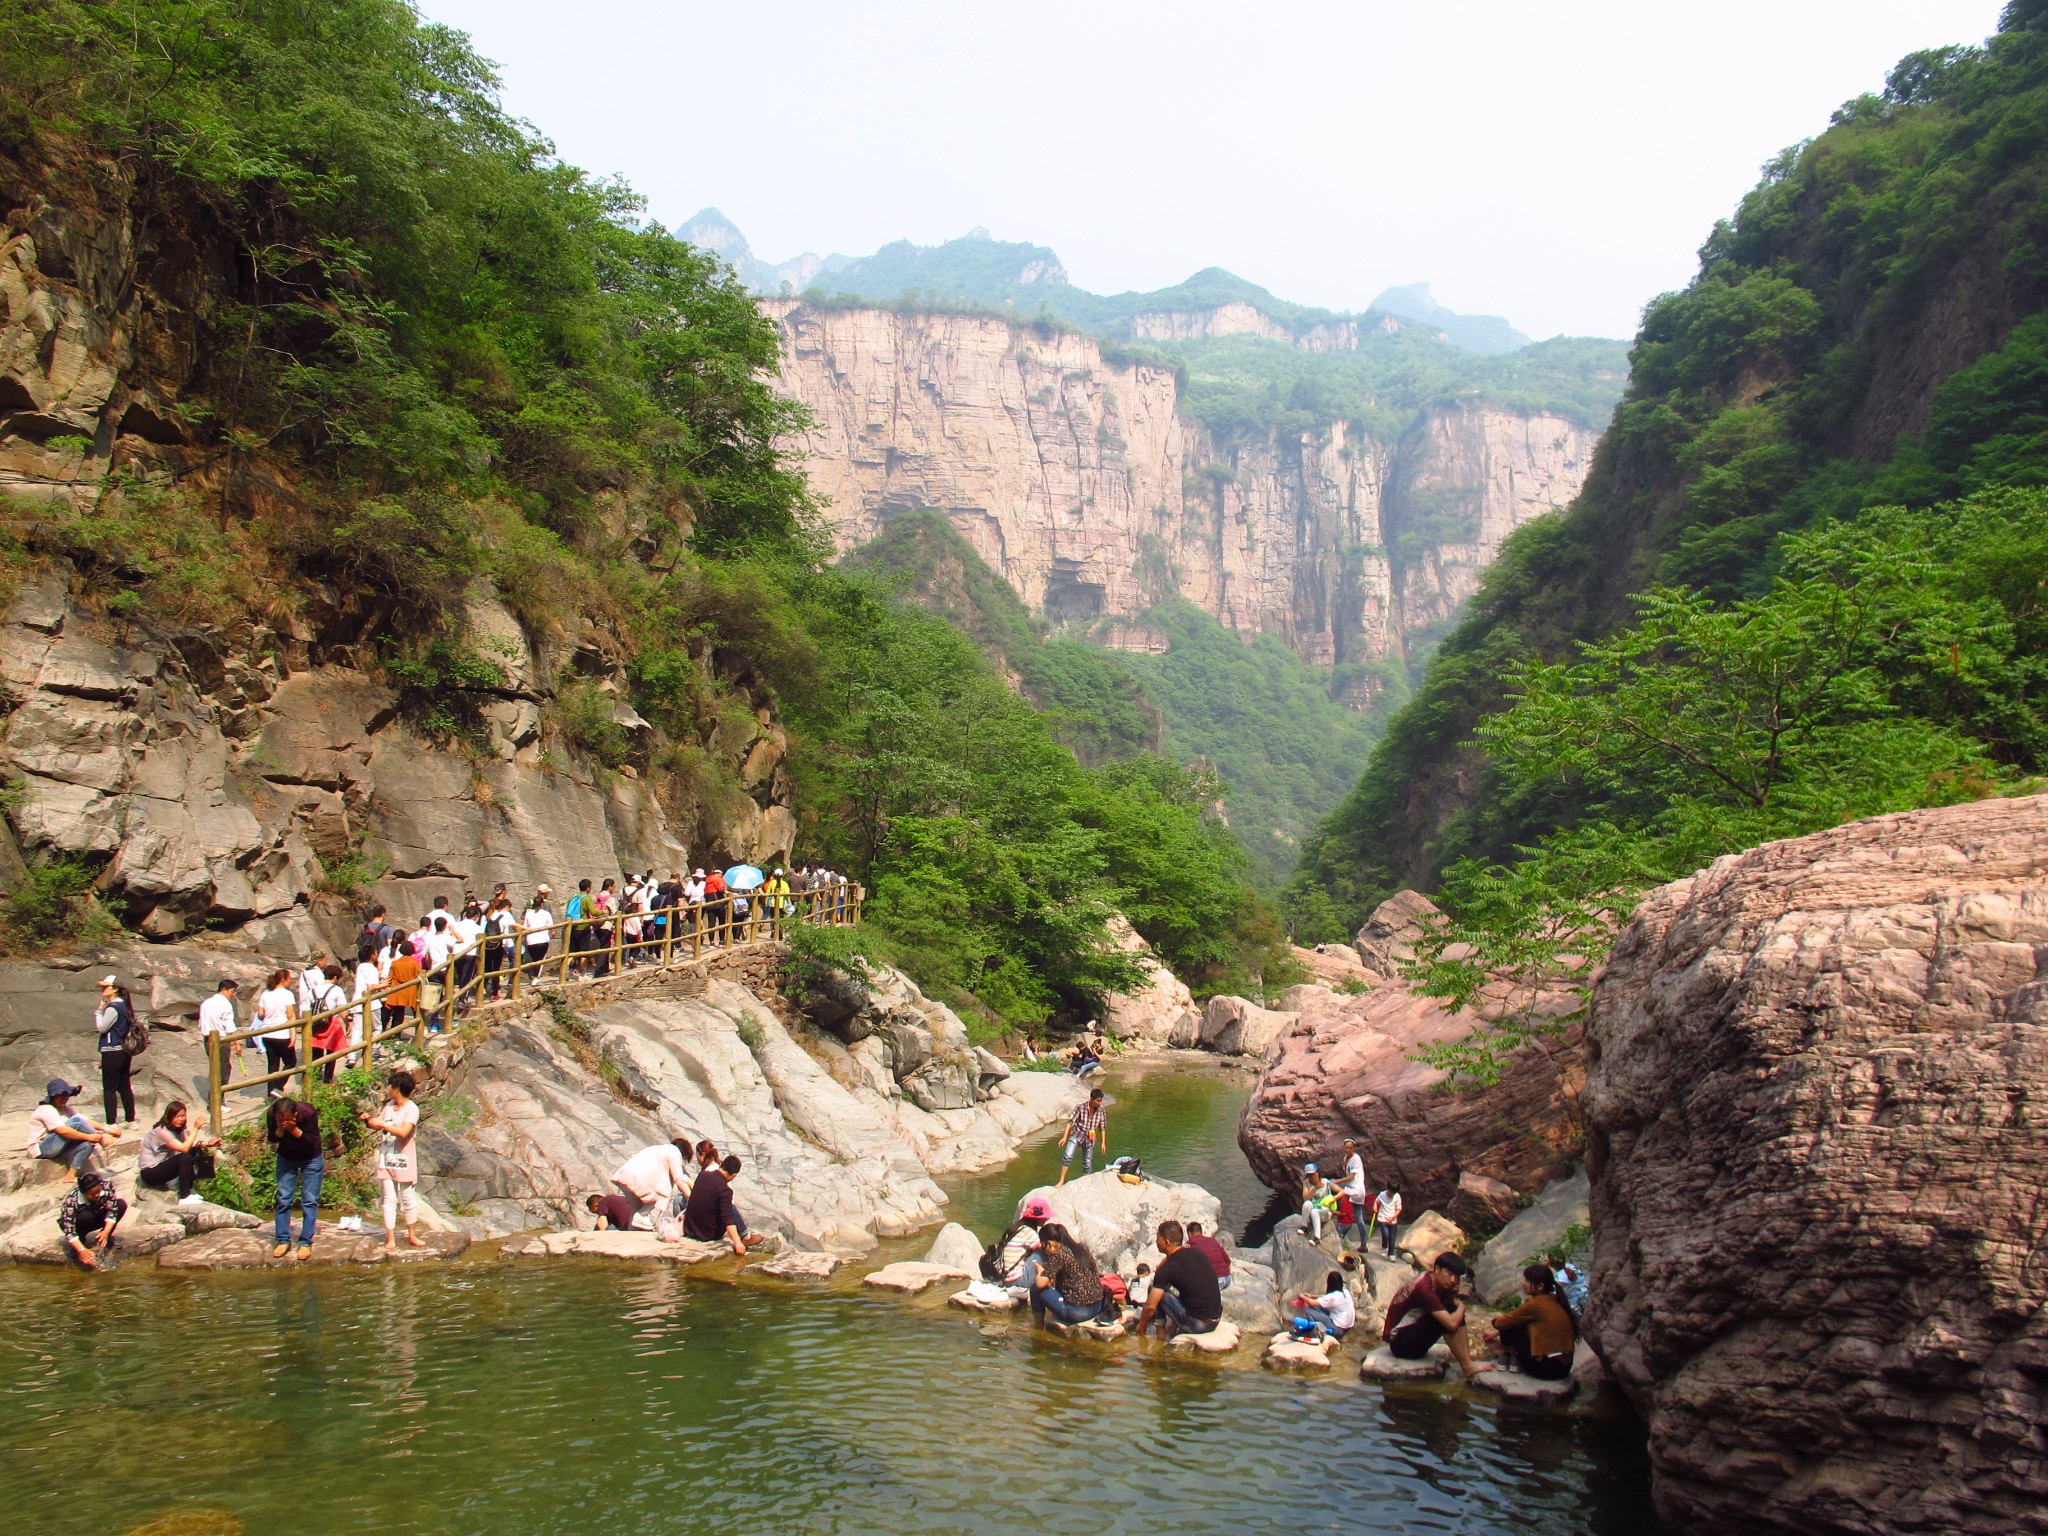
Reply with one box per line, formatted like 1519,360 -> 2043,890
1102,915 -> 1203,1047
1235,970 -> 1582,1211
922,1221 -> 985,1272
1018,1171 -> 1223,1275
1200,995 -> 1298,1059
1353,889 -> 1440,976
1474,1168 -> 1588,1306
1584,794 -> 2048,1536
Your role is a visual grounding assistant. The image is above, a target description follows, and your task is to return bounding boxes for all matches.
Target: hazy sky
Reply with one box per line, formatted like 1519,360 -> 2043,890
418,0 -> 2007,340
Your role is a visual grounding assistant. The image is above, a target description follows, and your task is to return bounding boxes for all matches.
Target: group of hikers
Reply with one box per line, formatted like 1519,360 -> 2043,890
24,1066 -> 424,1267
182,864 -> 853,1097
587,1136 -> 773,1257
1299,1138 -> 1405,1257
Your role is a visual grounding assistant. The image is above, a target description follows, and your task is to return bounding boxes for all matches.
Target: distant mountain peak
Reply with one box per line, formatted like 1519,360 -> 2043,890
1368,283 -> 1531,356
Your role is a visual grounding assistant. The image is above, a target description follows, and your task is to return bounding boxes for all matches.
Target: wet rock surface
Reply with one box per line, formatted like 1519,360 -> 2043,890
1584,794 -> 2048,1536
157,1227 -> 468,1268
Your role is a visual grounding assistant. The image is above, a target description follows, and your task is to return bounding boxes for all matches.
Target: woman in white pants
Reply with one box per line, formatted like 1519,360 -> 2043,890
362,1071 -> 425,1255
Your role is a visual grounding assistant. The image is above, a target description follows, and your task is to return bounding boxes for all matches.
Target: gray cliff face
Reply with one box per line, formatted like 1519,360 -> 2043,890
766,302 -> 1598,695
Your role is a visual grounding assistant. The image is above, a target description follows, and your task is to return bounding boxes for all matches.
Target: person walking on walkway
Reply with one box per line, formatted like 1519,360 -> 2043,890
383,942 -> 421,1041
362,1070 -> 425,1256
1056,1088 -> 1106,1185
1340,1138 -> 1370,1250
139,1101 -> 219,1203
268,1092 -> 323,1260
25,1079 -> 118,1171
255,969 -> 300,1097
521,887 -> 555,980
94,975 -> 138,1126
484,895 -> 517,998
308,963 -> 350,1082
199,977 -> 243,1082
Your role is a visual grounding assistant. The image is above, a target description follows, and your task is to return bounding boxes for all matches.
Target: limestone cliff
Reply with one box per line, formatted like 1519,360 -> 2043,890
766,301 -> 1599,691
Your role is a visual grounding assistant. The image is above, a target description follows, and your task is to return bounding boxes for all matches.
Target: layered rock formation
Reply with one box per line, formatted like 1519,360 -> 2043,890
431,971 -> 1086,1253
1583,795 -> 2048,1535
1236,897 -> 1582,1209
765,302 -> 1598,689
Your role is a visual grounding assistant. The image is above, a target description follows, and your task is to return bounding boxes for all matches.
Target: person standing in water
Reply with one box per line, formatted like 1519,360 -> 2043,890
1056,1088 -> 1106,1185
362,1070 -> 425,1255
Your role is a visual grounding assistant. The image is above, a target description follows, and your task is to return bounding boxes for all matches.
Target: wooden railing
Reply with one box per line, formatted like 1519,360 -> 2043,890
206,883 -> 862,1125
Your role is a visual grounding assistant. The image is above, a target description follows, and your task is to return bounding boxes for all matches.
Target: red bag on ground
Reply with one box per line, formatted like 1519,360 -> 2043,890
1099,1273 -> 1129,1302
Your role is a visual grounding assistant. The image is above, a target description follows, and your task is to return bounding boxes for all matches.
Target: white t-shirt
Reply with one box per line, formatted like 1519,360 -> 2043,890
354,960 -> 382,1003
1374,1190 -> 1403,1225
256,986 -> 296,1042
297,966 -> 325,1011
198,993 -> 237,1039
376,1099 -> 419,1184
424,922 -> 456,968
1343,1152 -> 1367,1200
522,907 -> 554,948
1316,1287 -> 1357,1331
452,916 -> 483,954
612,1143 -> 688,1202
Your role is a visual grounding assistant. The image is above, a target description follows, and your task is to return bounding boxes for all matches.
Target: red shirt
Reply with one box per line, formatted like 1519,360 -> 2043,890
1186,1232 -> 1231,1278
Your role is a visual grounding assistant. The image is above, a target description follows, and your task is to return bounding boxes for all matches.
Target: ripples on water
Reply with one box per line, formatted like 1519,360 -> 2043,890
1,1067 -> 1658,1536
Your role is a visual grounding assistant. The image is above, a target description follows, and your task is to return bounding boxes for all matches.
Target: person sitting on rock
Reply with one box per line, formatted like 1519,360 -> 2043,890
683,1153 -> 767,1255
24,1079 -> 118,1172
1027,1221 -> 1112,1326
1300,1163 -> 1337,1242
1136,1219 -> 1222,1339
1056,1089 -> 1106,1186
1483,1263 -> 1577,1380
1383,1252 -> 1490,1379
57,1168 -> 126,1271
611,1138 -> 694,1228
138,1101 -> 219,1203
1066,1038 -> 1100,1077
1292,1269 -> 1357,1339
1183,1220 -> 1232,1291
988,1194 -> 1051,1295
588,1191 -> 645,1231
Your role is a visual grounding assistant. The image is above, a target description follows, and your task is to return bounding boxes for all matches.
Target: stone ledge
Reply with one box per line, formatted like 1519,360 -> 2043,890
746,1250 -> 841,1280
157,1227 -> 469,1268
1470,1367 -> 1578,1405
1263,1330 -> 1337,1370
862,1260 -> 973,1293
1168,1319 -> 1241,1353
498,1230 -> 726,1264
1359,1345 -> 1448,1382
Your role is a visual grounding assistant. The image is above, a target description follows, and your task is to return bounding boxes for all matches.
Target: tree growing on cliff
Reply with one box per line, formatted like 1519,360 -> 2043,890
1413,490 -> 2044,1082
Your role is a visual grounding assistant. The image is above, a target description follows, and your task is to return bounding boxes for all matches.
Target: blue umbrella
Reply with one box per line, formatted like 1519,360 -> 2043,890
723,865 -> 765,891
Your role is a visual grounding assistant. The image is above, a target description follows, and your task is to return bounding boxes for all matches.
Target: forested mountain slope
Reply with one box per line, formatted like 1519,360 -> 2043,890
0,0 -> 1292,1032
1289,4 -> 2048,935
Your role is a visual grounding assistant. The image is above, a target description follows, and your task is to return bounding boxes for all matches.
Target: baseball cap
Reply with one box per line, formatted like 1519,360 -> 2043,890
98,974 -> 117,987
45,1078 -> 82,1100
1020,1195 -> 1054,1221
1304,1162 -> 1318,1174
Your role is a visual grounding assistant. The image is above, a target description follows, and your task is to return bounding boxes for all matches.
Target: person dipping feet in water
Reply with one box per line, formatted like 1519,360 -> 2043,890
1055,1088 -> 1106,1186
362,1071 -> 425,1255
1383,1252 -> 1490,1380
1136,1220 -> 1222,1340
1482,1263 -> 1578,1379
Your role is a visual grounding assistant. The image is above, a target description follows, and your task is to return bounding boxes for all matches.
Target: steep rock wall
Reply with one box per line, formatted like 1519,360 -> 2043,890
766,302 -> 1598,691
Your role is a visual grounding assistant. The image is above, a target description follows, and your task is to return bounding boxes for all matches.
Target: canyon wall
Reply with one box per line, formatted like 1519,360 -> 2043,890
766,301 -> 1598,693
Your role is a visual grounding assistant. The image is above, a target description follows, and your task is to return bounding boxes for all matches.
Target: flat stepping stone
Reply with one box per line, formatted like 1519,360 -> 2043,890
1168,1319 -> 1241,1353
862,1261 -> 974,1293
1264,1330 -> 1337,1370
949,1286 -> 1024,1312
1359,1346 -> 1450,1381
1470,1368 -> 1579,1404
747,1250 -> 842,1279
498,1230 -> 725,1264
157,1227 -> 468,1269
1045,1315 -> 1126,1341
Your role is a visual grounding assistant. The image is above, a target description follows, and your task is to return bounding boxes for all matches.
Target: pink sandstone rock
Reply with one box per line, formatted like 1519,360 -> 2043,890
1584,793 -> 2048,1536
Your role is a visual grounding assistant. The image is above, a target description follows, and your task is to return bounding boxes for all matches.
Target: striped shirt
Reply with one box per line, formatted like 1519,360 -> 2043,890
1068,1099 -> 1105,1136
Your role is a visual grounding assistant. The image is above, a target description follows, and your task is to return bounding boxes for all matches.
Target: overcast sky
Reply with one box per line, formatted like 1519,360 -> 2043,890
417,0 -> 2007,340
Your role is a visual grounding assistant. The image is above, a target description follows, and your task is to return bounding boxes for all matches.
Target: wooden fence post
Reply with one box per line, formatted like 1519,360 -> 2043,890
663,903 -> 676,967
207,1032 -> 223,1132
611,908 -> 624,975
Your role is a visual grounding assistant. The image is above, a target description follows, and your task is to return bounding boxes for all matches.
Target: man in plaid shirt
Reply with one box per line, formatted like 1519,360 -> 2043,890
1057,1088 -> 1107,1185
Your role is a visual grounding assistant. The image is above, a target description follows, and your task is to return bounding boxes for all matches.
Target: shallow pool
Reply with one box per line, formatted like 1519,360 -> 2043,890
0,1064 -> 1660,1536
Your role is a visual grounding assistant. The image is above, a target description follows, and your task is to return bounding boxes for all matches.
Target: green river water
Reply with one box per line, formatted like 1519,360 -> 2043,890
0,1061 -> 1659,1535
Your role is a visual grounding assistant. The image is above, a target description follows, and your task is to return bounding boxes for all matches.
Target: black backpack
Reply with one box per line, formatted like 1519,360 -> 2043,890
980,1220 -> 1031,1282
